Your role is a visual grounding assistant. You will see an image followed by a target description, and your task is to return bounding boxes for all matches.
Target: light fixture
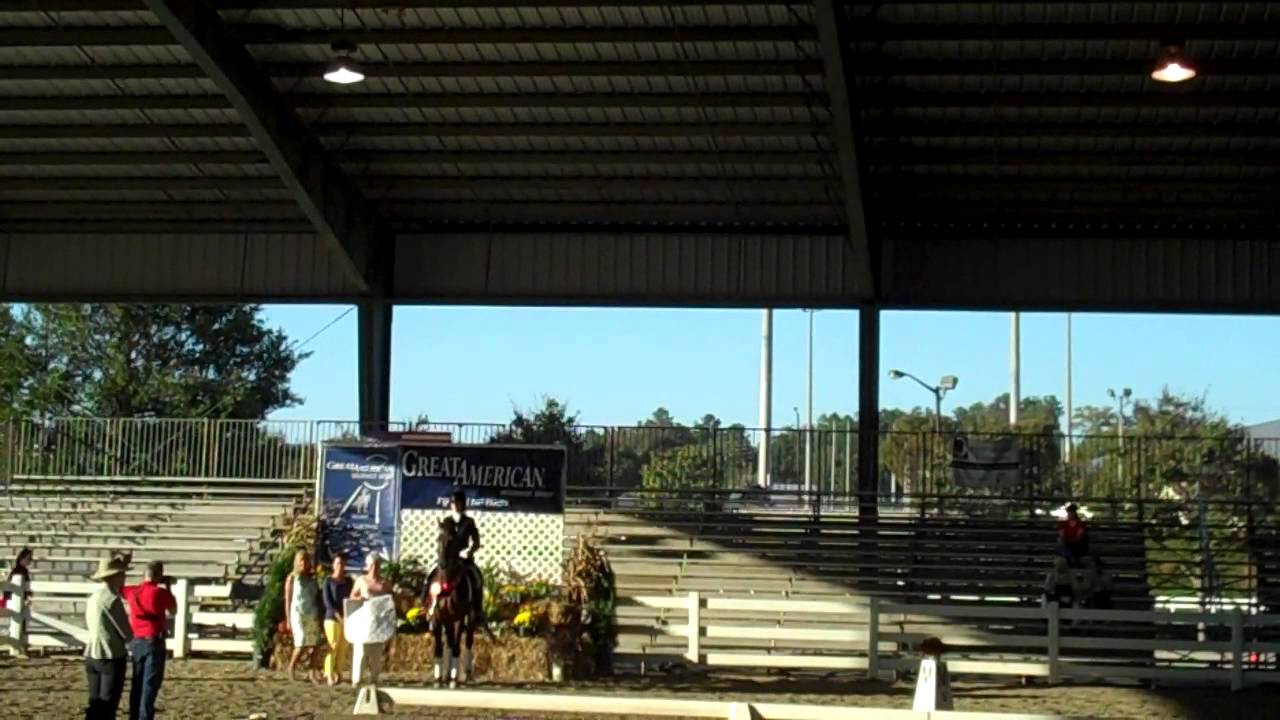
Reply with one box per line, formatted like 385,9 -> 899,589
1152,42 -> 1196,83
324,41 -> 365,85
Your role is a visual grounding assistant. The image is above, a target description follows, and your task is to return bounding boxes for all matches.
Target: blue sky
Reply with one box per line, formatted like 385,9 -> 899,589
262,305 -> 1280,429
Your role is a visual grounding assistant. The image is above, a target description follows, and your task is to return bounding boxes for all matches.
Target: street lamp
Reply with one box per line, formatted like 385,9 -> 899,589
1107,387 -> 1133,489
1107,387 -> 1133,440
889,370 -> 959,434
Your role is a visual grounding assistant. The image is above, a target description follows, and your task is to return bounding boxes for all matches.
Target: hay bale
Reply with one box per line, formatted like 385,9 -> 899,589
271,632 -> 574,682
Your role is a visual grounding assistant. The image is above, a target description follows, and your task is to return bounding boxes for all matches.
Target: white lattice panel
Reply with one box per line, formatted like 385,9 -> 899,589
399,510 -> 563,583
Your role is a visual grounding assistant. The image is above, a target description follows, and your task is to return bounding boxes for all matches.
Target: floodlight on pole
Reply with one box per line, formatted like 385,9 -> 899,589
889,369 -> 959,434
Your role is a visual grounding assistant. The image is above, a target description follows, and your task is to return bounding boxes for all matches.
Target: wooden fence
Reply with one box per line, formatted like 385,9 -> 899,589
625,593 -> 1280,690
1,579 -> 253,658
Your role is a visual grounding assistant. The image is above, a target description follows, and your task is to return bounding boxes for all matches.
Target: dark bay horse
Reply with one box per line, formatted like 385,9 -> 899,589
430,561 -> 489,688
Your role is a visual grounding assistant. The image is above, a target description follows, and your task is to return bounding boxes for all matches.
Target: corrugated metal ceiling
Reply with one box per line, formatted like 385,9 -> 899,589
2,1 -> 1280,240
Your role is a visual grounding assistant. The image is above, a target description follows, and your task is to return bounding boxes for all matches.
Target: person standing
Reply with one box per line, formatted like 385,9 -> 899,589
122,562 -> 177,720
85,555 -> 132,720
282,549 -> 324,683
349,552 -> 392,686
2,547 -> 34,656
321,554 -> 353,686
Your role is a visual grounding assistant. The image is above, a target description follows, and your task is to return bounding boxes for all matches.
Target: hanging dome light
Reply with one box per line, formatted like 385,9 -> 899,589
324,41 -> 365,85
1151,43 -> 1197,83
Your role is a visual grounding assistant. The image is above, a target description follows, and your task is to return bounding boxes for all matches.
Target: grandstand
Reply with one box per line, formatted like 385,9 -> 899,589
566,506 -> 1163,672
0,448 -> 314,643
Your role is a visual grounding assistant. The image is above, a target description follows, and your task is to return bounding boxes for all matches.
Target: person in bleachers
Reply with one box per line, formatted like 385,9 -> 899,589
1082,556 -> 1114,610
1057,503 -> 1090,567
1043,556 -> 1077,608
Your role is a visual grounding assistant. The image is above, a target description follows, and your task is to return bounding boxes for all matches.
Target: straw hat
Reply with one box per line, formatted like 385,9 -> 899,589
90,556 -> 129,581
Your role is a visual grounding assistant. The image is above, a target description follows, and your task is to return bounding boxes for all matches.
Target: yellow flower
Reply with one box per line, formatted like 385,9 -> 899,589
513,609 -> 534,627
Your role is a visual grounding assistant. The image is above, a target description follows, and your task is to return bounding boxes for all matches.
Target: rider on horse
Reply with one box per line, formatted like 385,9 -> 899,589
428,490 -> 482,621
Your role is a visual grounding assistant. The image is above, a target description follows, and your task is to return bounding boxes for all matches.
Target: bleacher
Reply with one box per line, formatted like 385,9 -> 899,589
0,494 -> 297,583
566,508 -> 1157,669
0,477 -> 308,641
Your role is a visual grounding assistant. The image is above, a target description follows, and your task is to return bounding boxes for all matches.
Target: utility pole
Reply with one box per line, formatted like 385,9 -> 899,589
757,309 -> 773,488
804,309 -> 814,495
1010,312 -> 1021,426
1065,313 -> 1073,463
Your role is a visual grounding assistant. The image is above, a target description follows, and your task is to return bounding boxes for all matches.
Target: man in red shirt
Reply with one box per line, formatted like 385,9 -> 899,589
1057,503 -> 1090,568
122,561 -> 177,720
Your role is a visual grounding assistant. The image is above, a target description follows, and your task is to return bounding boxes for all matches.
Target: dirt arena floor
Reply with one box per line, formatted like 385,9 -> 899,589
1,656 -> 1277,719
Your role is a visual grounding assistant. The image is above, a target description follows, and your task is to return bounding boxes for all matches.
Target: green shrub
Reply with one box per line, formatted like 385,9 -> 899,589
252,546 -> 298,659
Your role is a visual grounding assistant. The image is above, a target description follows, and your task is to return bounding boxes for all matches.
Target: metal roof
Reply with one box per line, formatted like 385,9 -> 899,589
3,1 -> 1280,310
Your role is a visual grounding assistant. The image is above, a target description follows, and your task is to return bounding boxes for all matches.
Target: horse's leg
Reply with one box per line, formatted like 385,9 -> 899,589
464,616 -> 477,682
446,620 -> 461,689
432,621 -> 445,687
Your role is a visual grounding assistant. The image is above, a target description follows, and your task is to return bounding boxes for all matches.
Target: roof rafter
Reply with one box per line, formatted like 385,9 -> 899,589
0,25 -> 814,47
140,0 -> 393,295
813,0 -> 876,298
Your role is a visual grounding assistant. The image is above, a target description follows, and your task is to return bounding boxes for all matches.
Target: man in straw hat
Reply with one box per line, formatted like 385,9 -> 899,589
84,554 -> 132,719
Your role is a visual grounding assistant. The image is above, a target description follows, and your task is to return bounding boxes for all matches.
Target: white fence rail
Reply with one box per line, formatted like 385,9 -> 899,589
1,579 -> 253,658
624,593 -> 1280,690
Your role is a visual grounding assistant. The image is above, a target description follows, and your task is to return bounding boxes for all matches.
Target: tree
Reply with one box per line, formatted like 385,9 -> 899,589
641,443 -> 718,493
1,304 -> 309,480
11,304 -> 306,419
489,397 -> 605,490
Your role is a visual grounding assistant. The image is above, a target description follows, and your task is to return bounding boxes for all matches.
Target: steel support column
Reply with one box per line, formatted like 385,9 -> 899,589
857,305 -> 880,518
358,302 -> 393,428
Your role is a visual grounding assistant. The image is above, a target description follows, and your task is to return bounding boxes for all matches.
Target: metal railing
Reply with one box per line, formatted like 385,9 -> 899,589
3,416 -> 1279,613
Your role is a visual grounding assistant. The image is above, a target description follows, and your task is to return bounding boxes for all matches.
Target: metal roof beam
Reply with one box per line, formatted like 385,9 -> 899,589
4,60 -> 822,81
0,122 -> 825,139
0,150 -> 828,165
861,91 -> 1280,109
868,149 -> 1280,167
813,0 -> 876,299
399,220 -> 846,235
865,120 -> 1280,139
0,25 -> 815,47
0,201 -> 297,219
0,151 -> 264,165
0,0 -> 789,10
0,176 -> 281,190
842,22 -> 1280,42
853,58 -> 1280,77
0,93 -> 821,111
141,0 -> 391,295
2,219 -> 314,233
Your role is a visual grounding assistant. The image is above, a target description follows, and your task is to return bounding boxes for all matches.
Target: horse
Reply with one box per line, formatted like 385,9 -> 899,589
429,560 -> 489,688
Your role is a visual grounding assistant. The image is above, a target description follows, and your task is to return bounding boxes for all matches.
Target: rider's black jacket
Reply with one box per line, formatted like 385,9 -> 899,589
437,515 -> 481,569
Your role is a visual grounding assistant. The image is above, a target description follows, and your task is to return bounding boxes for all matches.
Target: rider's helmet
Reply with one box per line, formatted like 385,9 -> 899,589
450,489 -> 467,513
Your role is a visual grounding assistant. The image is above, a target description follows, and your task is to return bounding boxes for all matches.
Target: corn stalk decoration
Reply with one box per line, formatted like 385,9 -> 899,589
562,533 -> 617,673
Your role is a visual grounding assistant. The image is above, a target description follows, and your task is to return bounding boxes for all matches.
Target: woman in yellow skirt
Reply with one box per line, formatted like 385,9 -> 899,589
321,554 -> 354,686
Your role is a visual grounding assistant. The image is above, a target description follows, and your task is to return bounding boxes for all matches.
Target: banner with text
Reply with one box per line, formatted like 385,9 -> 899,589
319,445 -> 400,569
398,444 -> 566,514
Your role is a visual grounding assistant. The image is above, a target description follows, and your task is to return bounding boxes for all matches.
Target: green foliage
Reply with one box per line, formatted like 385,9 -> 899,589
381,556 -> 430,596
641,442 -> 717,492
8,304 -> 307,419
490,397 -> 604,488
252,545 -> 299,657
